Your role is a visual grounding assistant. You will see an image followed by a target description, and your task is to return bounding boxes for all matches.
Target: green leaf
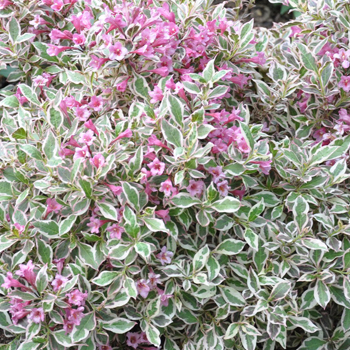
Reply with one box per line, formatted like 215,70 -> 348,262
124,276 -> 137,298
72,312 -> 95,343
298,337 -> 326,350
18,84 -> 41,106
143,217 -> 169,233
161,118 -> 183,148
49,107 -> 64,129
171,193 -> 201,208
253,239 -> 268,273
224,323 -> 240,339
193,245 -> 210,272
203,59 -> 215,82
135,242 -> 152,260
12,128 -> 27,139
9,17 -> 20,43
122,182 -> 140,212
66,70 -> 86,85
37,238 -> 53,264
268,282 -> 291,301
221,286 -> 246,306
302,238 -> 328,251
92,271 -> 119,286
289,316 -> 319,333
297,43 -> 318,72
33,220 -> 59,238
0,95 -> 19,108
244,228 -> 258,251
215,239 -> 245,255
19,144 -> 42,160
177,309 -> 198,324
293,196 -> 309,232
79,178 -> 92,198
100,318 -> 136,334
210,197 -> 240,213
78,242 -> 100,270
59,215 -> 77,235
36,265 -> 48,294
239,122 -> 254,151
133,74 -> 150,100
167,95 -> 184,127
98,202 -> 118,220
248,199 -> 264,222
146,324 -> 161,347
109,244 -> 133,260
315,280 -> 330,308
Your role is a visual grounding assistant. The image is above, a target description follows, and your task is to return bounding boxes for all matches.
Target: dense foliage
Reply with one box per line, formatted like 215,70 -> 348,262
1,0 -> 350,349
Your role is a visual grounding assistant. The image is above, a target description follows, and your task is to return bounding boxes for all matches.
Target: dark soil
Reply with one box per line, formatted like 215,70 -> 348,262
0,328 -> 15,345
214,0 -> 295,28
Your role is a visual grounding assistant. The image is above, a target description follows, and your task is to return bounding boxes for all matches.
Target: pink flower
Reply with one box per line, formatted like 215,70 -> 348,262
28,308 -> 45,323
15,260 -> 36,286
84,120 -> 99,136
14,223 -> 25,234
147,271 -> 161,289
67,289 -> 88,306
147,66 -> 169,77
33,75 -> 48,87
2,272 -> 28,290
156,246 -> 173,265
99,345 -> 112,350
136,279 -> 150,298
108,42 -> 128,60
186,180 -> 205,197
87,217 -> 103,233
159,178 -> 175,197
63,319 -> 75,334
334,49 -> 350,69
0,0 -> 12,10
9,298 -> 31,325
149,158 -> 165,176
148,135 -> 171,150
339,75 -> 350,92
110,129 -> 133,145
90,153 -> 105,168
74,145 -> 90,160
289,26 -> 302,37
29,15 -> 46,28
126,332 -> 141,349
250,160 -> 272,175
51,274 -> 68,292
88,95 -> 104,112
76,106 -> 91,121
339,109 -> 350,124
216,180 -> 229,197
155,209 -> 171,223
231,187 -> 245,200
116,77 -> 130,92
53,258 -> 65,274
158,288 -> 173,307
90,55 -> 109,70
51,0 -> 63,11
105,183 -> 123,196
208,166 -> 225,184
78,130 -> 95,146
107,224 -> 124,239
47,44 -> 73,56
72,33 -> 86,45
46,198 -> 63,215
68,306 -> 84,325
149,86 -> 164,104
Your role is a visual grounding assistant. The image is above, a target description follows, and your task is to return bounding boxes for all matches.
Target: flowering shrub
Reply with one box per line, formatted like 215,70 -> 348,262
1,0 -> 350,349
